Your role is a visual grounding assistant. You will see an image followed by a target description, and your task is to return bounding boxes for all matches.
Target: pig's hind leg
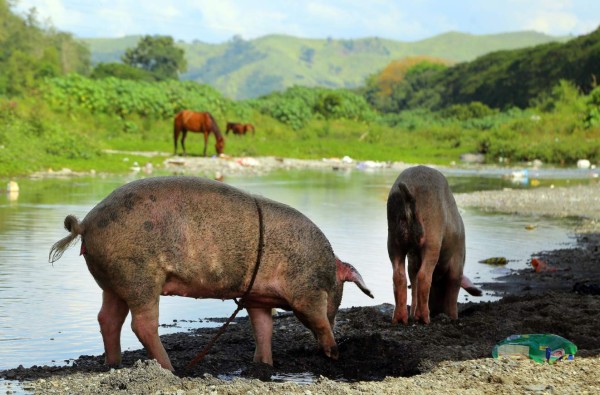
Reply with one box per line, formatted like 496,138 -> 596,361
98,290 -> 129,367
391,252 -> 409,325
412,245 -> 441,324
121,272 -> 173,370
96,259 -> 173,370
129,297 -> 173,371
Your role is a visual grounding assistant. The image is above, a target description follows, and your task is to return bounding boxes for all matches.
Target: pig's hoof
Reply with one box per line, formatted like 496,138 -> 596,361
414,308 -> 431,324
241,362 -> 274,381
391,313 -> 409,325
104,362 -> 122,371
324,345 -> 339,360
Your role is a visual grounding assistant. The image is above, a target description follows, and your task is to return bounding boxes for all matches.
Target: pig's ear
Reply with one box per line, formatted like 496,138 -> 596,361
336,259 -> 374,298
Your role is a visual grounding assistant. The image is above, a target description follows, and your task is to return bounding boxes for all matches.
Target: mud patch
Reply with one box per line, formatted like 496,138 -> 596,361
2,234 -> 599,384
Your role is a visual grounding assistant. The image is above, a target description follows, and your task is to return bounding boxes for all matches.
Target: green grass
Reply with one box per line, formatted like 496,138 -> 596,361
1,93 -> 598,179
0,111 -> 464,178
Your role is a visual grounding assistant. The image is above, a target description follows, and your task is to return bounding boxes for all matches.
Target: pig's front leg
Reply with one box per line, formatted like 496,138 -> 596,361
247,307 -> 274,365
293,297 -> 338,360
391,254 -> 409,325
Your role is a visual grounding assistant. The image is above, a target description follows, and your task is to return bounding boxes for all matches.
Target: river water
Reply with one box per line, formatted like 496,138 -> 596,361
0,166 -> 593,371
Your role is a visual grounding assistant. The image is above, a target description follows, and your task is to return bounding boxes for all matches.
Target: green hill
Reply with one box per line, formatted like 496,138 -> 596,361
84,31 -> 569,100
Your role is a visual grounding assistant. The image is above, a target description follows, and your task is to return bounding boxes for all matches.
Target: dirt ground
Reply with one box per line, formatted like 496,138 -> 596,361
2,160 -> 600,394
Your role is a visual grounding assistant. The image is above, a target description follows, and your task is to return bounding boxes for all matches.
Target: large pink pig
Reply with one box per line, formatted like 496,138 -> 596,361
50,176 -> 373,371
387,166 -> 481,325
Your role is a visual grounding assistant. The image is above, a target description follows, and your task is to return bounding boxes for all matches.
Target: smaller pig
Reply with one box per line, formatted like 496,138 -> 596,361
387,166 -> 481,325
49,176 -> 373,371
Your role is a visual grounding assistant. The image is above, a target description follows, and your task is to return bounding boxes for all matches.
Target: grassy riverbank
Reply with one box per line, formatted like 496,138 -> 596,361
1,74 -> 599,179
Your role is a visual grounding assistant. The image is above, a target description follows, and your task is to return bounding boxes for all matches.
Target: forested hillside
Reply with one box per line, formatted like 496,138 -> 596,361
363,25 -> 600,112
85,31 -> 568,99
1,1 -> 598,178
0,0 -> 89,96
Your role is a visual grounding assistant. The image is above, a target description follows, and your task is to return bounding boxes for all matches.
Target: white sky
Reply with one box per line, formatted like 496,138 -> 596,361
11,0 -> 600,43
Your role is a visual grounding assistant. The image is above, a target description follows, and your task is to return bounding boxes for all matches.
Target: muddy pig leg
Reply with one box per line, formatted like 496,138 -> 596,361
292,293 -> 338,359
130,299 -> 173,371
247,307 -> 274,365
98,290 -> 129,366
428,281 -> 445,318
439,255 -> 464,319
428,273 -> 461,319
413,245 -> 441,324
391,252 -> 409,324
407,254 -> 419,319
441,275 -> 462,319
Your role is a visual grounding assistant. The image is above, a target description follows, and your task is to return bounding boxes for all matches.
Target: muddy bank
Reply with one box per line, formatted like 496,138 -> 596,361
2,159 -> 600,394
3,263 -> 600,394
454,183 -> 600,232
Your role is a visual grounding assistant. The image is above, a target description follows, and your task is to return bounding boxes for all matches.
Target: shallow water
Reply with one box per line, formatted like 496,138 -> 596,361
0,166 -> 590,371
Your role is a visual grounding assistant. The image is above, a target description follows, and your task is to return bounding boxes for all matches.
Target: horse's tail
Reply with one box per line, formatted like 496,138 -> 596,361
49,215 -> 84,263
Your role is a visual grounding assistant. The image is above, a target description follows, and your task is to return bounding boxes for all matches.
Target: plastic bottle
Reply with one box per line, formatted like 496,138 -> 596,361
492,334 -> 577,363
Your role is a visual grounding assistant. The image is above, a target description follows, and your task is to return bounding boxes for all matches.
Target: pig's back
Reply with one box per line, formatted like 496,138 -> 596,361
399,166 -> 464,248
257,197 -> 337,293
80,177 -> 261,286
397,166 -> 459,216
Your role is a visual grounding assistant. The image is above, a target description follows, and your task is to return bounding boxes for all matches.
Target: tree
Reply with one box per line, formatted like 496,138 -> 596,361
122,35 -> 187,81
364,57 -> 448,112
0,0 -> 90,95
91,62 -> 155,81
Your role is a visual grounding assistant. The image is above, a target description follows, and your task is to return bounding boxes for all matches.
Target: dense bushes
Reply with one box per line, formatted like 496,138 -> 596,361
440,102 -> 498,121
0,97 -> 101,175
250,86 -> 375,129
584,86 -> 600,128
41,74 -> 231,119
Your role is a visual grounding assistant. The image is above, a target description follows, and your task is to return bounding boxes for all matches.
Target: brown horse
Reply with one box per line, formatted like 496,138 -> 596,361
226,122 -> 255,136
173,110 -> 225,157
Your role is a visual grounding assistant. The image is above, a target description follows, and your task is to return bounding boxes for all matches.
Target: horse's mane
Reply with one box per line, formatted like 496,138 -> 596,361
208,113 -> 223,139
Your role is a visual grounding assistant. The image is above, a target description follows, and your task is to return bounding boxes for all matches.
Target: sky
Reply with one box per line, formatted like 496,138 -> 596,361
11,0 -> 600,43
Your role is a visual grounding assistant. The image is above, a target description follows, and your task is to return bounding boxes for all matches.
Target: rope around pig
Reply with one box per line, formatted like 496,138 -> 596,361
186,197 -> 265,370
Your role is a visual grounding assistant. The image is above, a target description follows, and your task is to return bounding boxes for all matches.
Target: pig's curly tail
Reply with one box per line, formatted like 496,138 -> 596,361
49,215 -> 83,264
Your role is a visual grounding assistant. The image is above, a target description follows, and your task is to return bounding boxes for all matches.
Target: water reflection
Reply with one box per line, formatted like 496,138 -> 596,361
0,168 -> 579,370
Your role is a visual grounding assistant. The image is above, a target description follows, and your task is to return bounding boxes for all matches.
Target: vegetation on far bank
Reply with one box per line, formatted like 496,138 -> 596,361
0,1 -> 599,178
1,76 -> 598,178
